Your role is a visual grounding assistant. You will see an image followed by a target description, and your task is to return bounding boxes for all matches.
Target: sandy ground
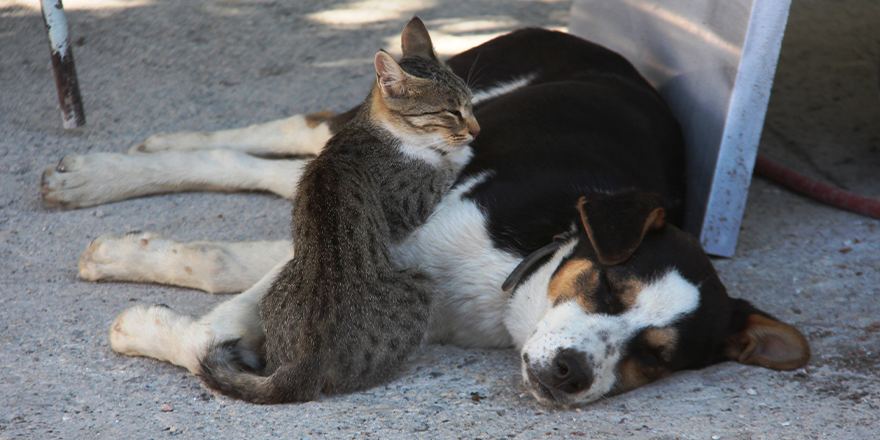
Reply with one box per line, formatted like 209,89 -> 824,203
1,0 -> 879,438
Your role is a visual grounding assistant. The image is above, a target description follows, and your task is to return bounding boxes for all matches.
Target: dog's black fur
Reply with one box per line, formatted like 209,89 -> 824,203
331,28 -> 686,254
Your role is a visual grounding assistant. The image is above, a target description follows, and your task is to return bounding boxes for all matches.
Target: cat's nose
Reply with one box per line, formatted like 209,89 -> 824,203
468,120 -> 481,137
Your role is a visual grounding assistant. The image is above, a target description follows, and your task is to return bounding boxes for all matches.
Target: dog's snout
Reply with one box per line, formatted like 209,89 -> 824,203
525,349 -> 594,399
551,350 -> 593,394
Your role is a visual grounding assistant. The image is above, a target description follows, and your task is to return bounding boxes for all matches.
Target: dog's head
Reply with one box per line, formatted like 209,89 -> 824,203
505,190 -> 810,407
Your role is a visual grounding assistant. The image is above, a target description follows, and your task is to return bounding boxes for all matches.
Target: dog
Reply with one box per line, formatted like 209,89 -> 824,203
41,27 -> 810,407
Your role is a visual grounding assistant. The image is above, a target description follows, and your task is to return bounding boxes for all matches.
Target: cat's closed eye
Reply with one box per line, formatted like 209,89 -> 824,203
447,110 -> 462,118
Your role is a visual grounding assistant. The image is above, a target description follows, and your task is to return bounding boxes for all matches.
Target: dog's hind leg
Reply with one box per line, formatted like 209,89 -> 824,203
130,109 -> 356,156
79,233 -> 291,293
109,252 -> 292,374
41,149 -> 308,208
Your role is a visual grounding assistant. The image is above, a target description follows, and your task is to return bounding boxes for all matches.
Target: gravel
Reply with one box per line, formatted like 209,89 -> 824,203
1,0 -> 878,438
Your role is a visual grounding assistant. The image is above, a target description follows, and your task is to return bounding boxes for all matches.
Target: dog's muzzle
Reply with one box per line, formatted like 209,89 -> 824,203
523,349 -> 594,404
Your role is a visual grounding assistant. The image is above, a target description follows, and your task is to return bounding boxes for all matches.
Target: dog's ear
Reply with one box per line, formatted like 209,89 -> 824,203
723,303 -> 810,370
401,16 -> 440,63
576,191 -> 666,266
375,50 -> 409,98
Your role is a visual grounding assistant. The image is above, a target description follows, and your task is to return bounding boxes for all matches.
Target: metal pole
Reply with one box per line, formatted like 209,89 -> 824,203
41,0 -> 86,129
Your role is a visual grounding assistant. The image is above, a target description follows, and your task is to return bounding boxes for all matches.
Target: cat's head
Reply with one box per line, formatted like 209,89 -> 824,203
371,17 -> 480,155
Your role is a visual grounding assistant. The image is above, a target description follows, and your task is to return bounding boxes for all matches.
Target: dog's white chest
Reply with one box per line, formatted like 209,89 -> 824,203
393,174 -> 519,348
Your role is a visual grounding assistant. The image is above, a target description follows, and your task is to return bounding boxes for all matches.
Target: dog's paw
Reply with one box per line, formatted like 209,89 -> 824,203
129,132 -> 207,154
109,304 -> 176,356
40,153 -> 137,209
79,231 -> 171,282
110,304 -> 203,373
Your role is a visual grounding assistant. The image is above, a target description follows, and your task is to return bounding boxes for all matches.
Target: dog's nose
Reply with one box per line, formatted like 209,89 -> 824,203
549,350 -> 593,394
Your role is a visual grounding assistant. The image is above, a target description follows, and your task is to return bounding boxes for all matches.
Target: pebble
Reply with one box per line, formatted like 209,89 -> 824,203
747,389 -> 758,396
413,422 -> 429,432
161,403 -> 174,412
712,436 -> 721,440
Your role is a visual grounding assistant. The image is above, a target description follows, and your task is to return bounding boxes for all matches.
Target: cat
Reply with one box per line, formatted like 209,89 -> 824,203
197,17 -> 480,404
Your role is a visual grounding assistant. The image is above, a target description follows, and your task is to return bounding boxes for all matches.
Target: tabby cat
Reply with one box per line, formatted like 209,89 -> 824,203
198,17 -> 480,404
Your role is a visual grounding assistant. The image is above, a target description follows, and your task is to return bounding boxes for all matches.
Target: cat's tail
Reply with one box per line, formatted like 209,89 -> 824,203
198,339 -> 322,404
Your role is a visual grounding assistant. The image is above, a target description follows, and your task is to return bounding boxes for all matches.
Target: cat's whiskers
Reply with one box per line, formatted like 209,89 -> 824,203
466,53 -> 482,89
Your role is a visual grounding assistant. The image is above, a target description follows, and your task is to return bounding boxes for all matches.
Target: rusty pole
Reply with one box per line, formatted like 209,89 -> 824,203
41,0 -> 86,129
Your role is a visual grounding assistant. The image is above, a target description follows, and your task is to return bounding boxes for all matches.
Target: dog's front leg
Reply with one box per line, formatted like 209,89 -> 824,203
109,252 -> 292,374
79,233 -> 291,293
130,110 -> 349,156
41,149 -> 308,208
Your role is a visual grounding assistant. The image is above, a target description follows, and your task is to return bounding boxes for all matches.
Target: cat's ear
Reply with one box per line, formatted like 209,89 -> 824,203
401,16 -> 440,63
375,51 -> 409,98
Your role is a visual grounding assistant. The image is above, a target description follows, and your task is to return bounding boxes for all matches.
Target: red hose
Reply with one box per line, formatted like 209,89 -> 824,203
753,154 -> 880,219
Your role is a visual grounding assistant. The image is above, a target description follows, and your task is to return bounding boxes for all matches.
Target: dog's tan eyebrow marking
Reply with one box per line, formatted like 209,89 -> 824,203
547,258 -> 597,311
605,272 -> 644,309
642,327 -> 678,361
615,358 -> 652,393
615,355 -> 672,395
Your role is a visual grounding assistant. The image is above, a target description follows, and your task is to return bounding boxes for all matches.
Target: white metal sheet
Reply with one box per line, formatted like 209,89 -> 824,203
569,0 -> 791,256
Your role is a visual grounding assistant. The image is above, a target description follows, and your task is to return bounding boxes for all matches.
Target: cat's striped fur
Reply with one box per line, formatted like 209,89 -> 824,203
198,18 -> 479,404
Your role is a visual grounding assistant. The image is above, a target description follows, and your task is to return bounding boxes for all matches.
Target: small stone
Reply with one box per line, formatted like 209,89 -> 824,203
413,423 -> 429,432
94,209 -> 105,218
747,389 -> 757,396
161,403 -> 174,412
712,436 -> 721,440
781,421 -> 791,426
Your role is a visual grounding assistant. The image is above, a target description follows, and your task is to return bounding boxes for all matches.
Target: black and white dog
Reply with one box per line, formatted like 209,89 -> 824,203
41,26 -> 809,407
